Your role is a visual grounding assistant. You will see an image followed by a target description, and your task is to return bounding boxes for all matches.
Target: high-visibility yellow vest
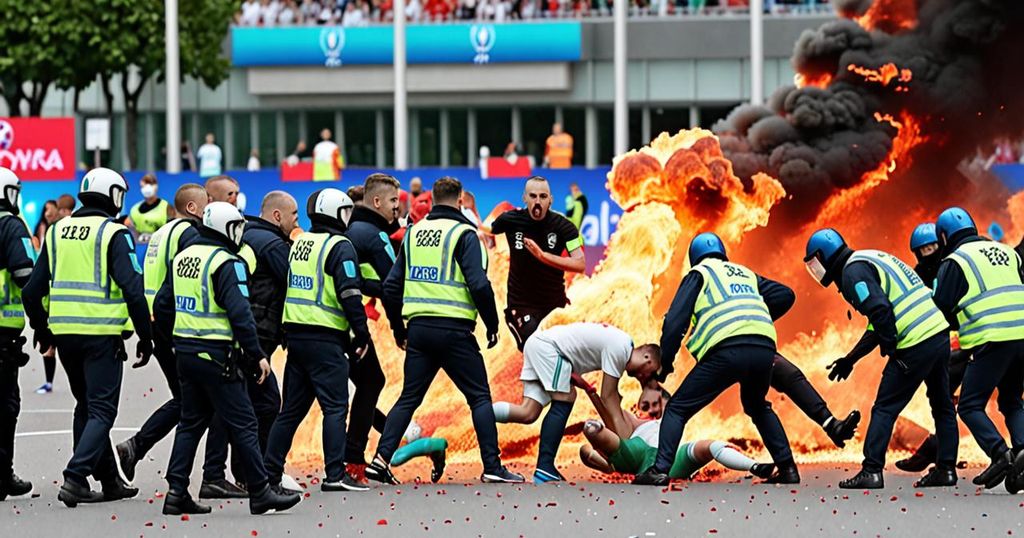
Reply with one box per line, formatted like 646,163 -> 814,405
144,219 -> 193,312
846,250 -> 949,349
402,218 -> 482,321
0,214 -> 31,330
282,232 -> 351,331
129,199 -> 170,235
171,244 -> 238,341
947,241 -> 1024,349
45,216 -> 130,335
238,243 -> 257,275
685,259 -> 776,360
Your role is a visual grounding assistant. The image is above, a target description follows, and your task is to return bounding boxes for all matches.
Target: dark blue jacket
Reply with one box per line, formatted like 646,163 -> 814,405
345,205 -> 403,326
241,216 -> 291,346
0,213 -> 35,336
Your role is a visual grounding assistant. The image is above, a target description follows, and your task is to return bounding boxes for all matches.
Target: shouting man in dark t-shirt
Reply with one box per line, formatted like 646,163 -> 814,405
486,176 -> 586,350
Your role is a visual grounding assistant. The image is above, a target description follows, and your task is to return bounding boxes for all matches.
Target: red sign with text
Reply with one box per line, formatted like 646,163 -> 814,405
0,117 -> 76,180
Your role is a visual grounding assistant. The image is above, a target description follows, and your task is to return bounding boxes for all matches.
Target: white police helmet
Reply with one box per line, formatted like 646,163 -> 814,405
79,167 -> 128,212
308,188 -> 354,226
0,167 -> 22,214
203,201 -> 246,246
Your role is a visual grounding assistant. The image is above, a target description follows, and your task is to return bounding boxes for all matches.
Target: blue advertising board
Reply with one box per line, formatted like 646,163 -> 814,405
231,22 -> 582,67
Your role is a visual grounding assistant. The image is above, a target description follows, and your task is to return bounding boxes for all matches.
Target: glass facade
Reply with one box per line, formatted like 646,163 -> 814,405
475,108 -> 511,158
520,106 -> 555,165
417,109 -> 440,167
447,109 -> 468,166
344,110 -> 377,166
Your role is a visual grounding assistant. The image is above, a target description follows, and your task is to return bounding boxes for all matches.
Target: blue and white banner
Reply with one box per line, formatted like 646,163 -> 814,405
231,22 -> 582,67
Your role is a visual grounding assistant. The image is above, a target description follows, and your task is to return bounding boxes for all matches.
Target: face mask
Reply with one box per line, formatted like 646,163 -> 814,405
805,257 -> 828,286
140,184 -> 156,198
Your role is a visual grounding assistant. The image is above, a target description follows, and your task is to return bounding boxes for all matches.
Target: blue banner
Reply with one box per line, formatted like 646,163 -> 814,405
231,22 -> 582,67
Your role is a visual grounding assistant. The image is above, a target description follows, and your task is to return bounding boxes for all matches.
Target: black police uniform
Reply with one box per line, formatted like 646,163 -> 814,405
264,221 -> 370,484
0,212 -> 34,498
23,207 -> 153,497
489,208 -> 581,350
653,270 -> 796,475
153,232 -> 271,497
377,205 -> 504,473
344,205 -> 402,464
204,216 -> 288,486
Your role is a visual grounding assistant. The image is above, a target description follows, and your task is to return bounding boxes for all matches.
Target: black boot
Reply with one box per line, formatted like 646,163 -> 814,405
430,449 -> 447,483
825,410 -> 861,449
115,439 -> 140,483
365,455 -> 400,485
895,435 -> 937,473
914,465 -> 957,488
163,490 -> 212,515
1005,448 -> 1024,495
839,469 -> 884,489
973,448 -> 1012,489
199,478 -> 248,499
632,466 -> 670,486
101,476 -> 139,501
0,473 -> 33,501
57,480 -> 104,508
249,483 -> 301,515
764,461 -> 800,484
749,463 -> 776,480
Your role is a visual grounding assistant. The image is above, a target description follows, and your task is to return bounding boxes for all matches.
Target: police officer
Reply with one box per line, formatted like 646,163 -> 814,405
633,233 -> 798,486
894,223 -> 970,473
367,176 -> 524,485
931,207 -> 1024,492
343,173 -> 403,481
264,189 -> 371,492
804,228 -> 957,489
23,167 -> 153,506
0,168 -> 34,501
127,174 -> 173,239
114,184 -> 207,483
154,202 -> 300,515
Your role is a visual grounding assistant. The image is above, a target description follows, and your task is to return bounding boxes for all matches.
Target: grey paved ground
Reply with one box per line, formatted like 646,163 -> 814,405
2,357 -> 1023,538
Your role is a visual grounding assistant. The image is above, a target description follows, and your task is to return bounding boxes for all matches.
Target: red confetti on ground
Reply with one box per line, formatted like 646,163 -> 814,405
111,515 -> 117,521
144,522 -> 153,527
304,492 -> 311,498
608,499 -> 615,506
545,502 -> 557,507
890,496 -> 898,502
915,492 -> 924,497
790,490 -> 798,494
251,531 -> 258,536
444,520 -> 453,525
377,519 -> 388,526
318,523 -> 323,528
710,530 -> 718,534
181,515 -> 190,521
154,492 -> 164,498
710,507 -> 717,512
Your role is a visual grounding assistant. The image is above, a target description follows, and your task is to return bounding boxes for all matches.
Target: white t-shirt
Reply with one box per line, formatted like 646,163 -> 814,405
246,155 -> 261,172
240,0 -> 262,25
534,323 -> 633,378
631,419 -> 660,447
196,143 -> 222,178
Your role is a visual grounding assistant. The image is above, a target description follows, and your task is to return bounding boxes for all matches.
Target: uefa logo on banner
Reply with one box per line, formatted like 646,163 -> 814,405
0,120 -> 13,151
320,27 -> 345,67
470,24 -> 496,64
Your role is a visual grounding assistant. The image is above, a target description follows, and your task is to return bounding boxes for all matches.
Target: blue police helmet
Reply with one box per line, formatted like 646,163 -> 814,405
909,223 -> 938,252
804,228 -> 847,286
688,232 -> 727,265
935,207 -> 976,244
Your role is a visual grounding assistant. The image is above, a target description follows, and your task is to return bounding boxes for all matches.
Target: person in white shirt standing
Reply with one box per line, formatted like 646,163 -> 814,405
312,128 -> 344,181
239,0 -> 262,25
491,322 -> 661,484
196,133 -> 223,179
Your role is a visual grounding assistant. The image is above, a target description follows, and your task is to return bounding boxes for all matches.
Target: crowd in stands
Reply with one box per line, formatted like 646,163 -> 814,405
237,0 -> 831,26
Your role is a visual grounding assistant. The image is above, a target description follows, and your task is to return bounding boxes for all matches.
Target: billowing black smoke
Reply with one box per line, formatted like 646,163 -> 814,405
714,0 -> 1024,223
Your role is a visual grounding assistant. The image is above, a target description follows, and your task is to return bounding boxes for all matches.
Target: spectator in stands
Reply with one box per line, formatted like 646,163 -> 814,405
240,0 -> 263,24
247,149 -> 261,171
313,128 -> 345,181
278,0 -> 298,23
408,176 -> 423,200
503,142 -> 520,164
300,0 -> 322,21
544,122 -> 573,169
343,0 -> 368,25
181,141 -> 196,172
197,133 -> 223,178
260,0 -> 282,25
287,139 -> 309,166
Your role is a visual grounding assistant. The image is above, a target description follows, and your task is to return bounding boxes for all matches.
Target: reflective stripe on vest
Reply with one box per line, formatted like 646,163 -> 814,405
684,259 -> 776,360
46,216 -> 129,335
948,241 -> 1024,349
171,244 -> 237,341
143,219 -> 192,312
282,232 -> 351,331
0,214 -> 30,329
129,199 -> 170,235
846,250 -> 948,349
402,218 -> 481,321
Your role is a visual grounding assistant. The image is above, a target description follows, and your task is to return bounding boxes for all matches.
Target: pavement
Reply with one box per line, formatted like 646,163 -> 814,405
3,357 -> 1024,538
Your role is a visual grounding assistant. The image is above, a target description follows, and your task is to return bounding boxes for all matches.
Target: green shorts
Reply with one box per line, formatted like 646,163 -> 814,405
608,438 -> 704,479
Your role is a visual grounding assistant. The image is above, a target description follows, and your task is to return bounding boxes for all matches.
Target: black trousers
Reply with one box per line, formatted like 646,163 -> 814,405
131,344 -> 181,457
655,343 -> 793,472
862,332 -> 958,472
376,323 -> 502,474
265,339 -> 350,482
56,335 -> 122,486
505,306 -> 556,352
346,340 -> 385,465
770,354 -> 832,425
908,348 -> 970,458
958,339 -> 1024,458
165,349 -> 269,493
0,360 -> 20,479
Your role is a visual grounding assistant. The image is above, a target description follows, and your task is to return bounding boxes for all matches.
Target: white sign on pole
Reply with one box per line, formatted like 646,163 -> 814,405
85,118 -> 111,151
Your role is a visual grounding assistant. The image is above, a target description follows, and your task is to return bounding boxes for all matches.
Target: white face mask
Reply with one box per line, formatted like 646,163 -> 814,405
140,184 -> 157,198
805,257 -> 828,286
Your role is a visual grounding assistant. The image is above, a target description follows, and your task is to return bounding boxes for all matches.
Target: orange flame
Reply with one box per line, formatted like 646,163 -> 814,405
795,72 -> 833,89
848,63 -> 912,88
853,0 -> 918,33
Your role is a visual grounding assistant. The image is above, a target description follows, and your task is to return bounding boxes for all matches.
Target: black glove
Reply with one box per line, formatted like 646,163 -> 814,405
5,336 -> 30,368
238,350 -> 262,380
486,330 -> 499,349
133,338 -> 153,369
33,327 -> 54,354
826,356 -> 857,382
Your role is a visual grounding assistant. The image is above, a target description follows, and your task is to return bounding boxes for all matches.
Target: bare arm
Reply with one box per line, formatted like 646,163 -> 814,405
599,373 -> 631,437
524,238 -> 586,273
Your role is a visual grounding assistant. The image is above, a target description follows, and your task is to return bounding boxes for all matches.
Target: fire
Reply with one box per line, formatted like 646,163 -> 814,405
851,0 -> 918,33
795,72 -> 833,89
848,63 -> 912,91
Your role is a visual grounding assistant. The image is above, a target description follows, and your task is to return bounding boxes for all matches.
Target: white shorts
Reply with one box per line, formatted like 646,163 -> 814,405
520,337 -> 572,407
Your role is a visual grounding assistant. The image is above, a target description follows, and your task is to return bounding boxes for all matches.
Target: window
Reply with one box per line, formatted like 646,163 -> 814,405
344,110 -> 377,166
597,109 -> 613,165
232,113 -> 253,171
258,112 -> 277,165
562,108 -> 586,166
448,109 -> 468,166
382,109 -> 394,167
650,107 -> 689,140
519,107 -> 555,165
475,108 -> 511,159
699,105 -> 738,130
282,112 -> 301,154
417,109 -> 440,167
629,108 -> 643,151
